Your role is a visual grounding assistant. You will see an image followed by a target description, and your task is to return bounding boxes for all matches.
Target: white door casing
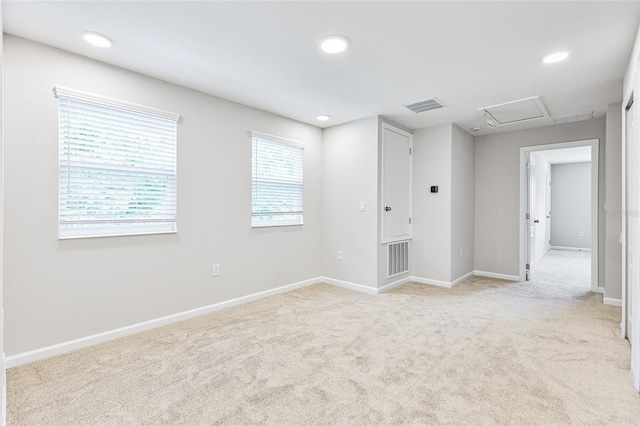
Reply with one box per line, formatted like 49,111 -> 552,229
545,170 -> 551,253
381,123 -> 412,244
526,153 -> 537,280
519,140 -> 598,290
630,67 -> 640,390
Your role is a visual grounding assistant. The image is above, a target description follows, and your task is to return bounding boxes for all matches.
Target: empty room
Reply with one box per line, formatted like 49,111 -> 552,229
1,1 -> 640,425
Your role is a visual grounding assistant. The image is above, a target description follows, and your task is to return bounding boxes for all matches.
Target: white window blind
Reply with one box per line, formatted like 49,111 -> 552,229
55,86 -> 180,239
251,131 -> 304,227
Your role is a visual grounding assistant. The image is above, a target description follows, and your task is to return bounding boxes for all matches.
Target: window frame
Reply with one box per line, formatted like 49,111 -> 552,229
251,131 -> 305,228
54,86 -> 180,239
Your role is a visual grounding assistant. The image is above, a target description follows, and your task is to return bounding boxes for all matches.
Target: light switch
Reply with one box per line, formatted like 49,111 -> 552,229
360,201 -> 366,212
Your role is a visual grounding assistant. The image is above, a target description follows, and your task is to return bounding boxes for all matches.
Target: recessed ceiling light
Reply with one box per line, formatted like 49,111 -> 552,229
543,51 -> 569,64
471,127 -> 482,132
317,115 -> 331,121
82,31 -> 112,48
320,36 -> 349,54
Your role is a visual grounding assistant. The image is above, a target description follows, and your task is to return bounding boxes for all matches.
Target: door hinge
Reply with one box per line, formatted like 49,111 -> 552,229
527,163 -> 534,169
409,217 -> 412,224
526,263 -> 530,270
526,213 -> 530,220
409,148 -> 412,155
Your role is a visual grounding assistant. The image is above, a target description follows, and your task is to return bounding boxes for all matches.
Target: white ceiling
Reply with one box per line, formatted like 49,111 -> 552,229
3,1 -> 639,135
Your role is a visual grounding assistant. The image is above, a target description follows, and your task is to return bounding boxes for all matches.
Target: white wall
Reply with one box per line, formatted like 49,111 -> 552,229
475,119 -> 606,280
411,124 -> 452,283
322,117 -> 378,289
450,125 -> 475,281
550,162 -> 592,249
605,103 -> 623,300
530,152 -> 551,260
4,36 -> 324,356
0,4 -> 6,423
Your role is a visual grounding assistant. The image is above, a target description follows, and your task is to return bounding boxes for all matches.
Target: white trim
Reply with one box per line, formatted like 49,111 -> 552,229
320,277 -> 378,295
597,287 -> 605,294
250,130 -> 305,149
451,270 -> 475,287
412,270 -> 510,289
380,122 -> 413,244
519,139 -> 599,290
550,246 -> 591,252
53,86 -> 181,122
411,276 -> 455,289
378,276 -> 412,293
6,277 -> 321,368
534,247 -> 551,263
604,297 -> 623,307
474,270 -> 521,281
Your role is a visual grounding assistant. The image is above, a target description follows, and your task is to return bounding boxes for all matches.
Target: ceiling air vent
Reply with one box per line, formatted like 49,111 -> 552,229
477,96 -> 549,126
553,111 -> 593,125
403,98 -> 446,113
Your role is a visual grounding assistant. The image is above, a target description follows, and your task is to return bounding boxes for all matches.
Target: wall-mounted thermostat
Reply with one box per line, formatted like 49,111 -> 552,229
431,186 -> 438,193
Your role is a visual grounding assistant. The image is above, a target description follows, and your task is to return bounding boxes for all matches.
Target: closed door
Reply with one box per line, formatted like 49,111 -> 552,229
382,124 -> 412,243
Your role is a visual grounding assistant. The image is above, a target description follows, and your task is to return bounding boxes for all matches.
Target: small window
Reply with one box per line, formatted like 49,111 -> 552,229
251,131 -> 304,227
55,86 -> 180,239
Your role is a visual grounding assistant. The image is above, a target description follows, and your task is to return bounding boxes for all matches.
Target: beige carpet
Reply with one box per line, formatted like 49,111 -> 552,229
7,250 -> 640,425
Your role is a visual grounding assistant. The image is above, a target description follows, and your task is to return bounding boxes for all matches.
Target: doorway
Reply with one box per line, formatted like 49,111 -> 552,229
519,140 -> 599,291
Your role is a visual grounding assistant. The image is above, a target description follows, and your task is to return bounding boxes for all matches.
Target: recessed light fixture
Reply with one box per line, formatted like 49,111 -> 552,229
82,31 -> 113,48
320,36 -> 349,54
317,115 -> 331,121
471,127 -> 482,132
543,51 -> 569,64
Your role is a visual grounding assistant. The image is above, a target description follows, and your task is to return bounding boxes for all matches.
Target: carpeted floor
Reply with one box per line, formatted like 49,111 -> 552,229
7,250 -> 640,425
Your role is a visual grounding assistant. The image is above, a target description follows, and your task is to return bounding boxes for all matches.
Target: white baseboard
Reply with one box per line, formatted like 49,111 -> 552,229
6,277 -> 322,368
604,297 -> 622,307
534,247 -> 551,263
378,276 -> 412,293
411,276 -> 455,288
473,270 -> 521,281
451,271 -> 475,287
320,277 -> 378,295
550,246 -> 591,252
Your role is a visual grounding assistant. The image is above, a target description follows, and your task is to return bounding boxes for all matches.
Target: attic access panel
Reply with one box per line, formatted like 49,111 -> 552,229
477,96 -> 550,126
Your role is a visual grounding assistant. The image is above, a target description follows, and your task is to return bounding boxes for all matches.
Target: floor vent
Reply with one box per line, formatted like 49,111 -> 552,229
387,241 -> 409,278
403,98 -> 446,113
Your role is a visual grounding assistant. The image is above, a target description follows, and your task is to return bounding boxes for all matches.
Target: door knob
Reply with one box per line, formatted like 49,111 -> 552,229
385,206 -> 392,212
534,220 -> 540,223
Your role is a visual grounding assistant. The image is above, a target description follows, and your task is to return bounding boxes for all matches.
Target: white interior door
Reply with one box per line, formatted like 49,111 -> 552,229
382,124 -> 412,243
526,153 -> 536,280
545,170 -> 551,252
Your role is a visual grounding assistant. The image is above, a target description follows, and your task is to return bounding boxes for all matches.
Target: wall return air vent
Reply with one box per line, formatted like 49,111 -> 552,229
477,96 -> 550,126
403,98 -> 446,113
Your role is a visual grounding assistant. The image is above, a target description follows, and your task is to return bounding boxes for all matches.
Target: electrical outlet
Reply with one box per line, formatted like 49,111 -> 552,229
212,264 -> 220,276
337,251 -> 343,261
459,249 -> 463,258
360,201 -> 366,212
579,231 -> 584,237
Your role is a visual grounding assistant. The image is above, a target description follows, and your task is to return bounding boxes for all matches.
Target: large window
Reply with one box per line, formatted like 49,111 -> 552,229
251,131 -> 304,227
55,86 -> 180,239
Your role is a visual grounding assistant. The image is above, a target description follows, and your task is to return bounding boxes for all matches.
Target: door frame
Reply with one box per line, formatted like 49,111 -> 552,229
623,83 -> 640,391
380,122 -> 413,244
519,139 -> 599,291
525,151 -> 537,280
